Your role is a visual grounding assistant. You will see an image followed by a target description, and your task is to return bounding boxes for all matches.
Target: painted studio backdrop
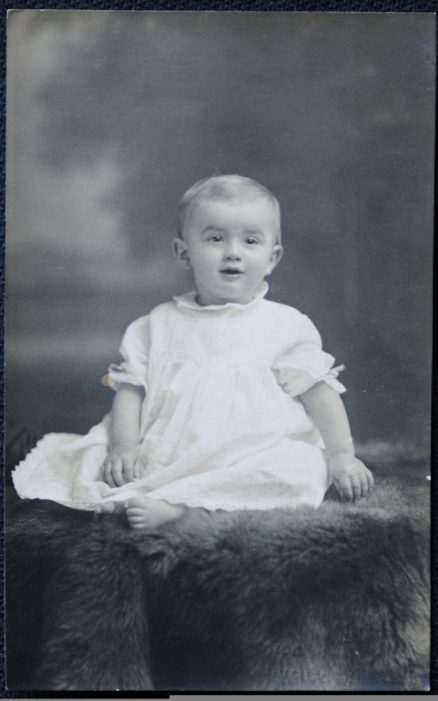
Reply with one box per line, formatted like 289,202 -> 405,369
6,11 -> 434,467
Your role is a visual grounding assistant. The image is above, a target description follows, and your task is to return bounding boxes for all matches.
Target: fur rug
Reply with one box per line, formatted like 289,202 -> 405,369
5,464 -> 430,692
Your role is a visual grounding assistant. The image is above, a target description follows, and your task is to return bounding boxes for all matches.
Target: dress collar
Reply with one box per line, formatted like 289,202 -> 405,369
173,281 -> 269,311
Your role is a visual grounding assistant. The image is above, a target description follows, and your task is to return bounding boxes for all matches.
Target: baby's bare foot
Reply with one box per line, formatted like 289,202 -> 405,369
126,497 -> 185,529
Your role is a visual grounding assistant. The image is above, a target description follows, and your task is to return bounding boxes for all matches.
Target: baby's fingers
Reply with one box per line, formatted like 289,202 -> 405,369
351,475 -> 362,501
100,460 -> 107,482
360,467 -> 376,496
335,476 -> 353,501
103,458 -> 117,488
359,473 -> 370,497
110,458 -> 124,487
122,458 -> 135,483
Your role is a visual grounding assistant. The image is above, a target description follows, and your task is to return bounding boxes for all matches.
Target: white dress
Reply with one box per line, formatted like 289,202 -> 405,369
12,283 -> 345,512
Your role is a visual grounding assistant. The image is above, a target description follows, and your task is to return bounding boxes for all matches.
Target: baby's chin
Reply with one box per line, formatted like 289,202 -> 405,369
196,277 -> 266,306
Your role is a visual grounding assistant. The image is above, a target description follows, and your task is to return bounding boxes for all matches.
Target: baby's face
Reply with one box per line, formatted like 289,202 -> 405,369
174,198 -> 282,306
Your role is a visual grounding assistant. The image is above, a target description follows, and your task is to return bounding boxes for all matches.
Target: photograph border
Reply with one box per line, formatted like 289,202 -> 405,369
1,1 -> 436,698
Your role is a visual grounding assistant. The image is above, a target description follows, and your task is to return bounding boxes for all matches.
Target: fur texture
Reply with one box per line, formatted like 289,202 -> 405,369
6,465 -> 430,692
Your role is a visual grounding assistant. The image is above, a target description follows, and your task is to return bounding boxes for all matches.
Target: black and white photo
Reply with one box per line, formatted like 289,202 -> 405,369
5,10 -> 434,691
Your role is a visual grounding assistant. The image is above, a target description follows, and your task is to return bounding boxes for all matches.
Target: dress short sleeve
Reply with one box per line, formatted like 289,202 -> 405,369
103,316 -> 149,392
273,314 -> 346,397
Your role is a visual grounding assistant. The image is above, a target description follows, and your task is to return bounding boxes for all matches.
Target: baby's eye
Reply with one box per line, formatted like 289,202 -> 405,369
245,237 -> 259,245
207,234 -> 223,243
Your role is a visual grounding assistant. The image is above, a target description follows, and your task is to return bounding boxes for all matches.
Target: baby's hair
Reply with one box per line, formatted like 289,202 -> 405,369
177,174 -> 281,243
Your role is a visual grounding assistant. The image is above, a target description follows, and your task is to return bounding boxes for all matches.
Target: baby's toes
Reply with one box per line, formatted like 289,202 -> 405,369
126,502 -> 147,527
126,511 -> 146,529
129,519 -> 146,530
127,506 -> 146,518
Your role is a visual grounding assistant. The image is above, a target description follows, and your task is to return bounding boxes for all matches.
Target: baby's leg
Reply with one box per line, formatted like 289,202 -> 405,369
95,498 -> 185,529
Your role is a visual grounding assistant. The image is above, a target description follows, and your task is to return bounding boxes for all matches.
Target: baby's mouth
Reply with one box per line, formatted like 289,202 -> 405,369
220,268 -> 243,276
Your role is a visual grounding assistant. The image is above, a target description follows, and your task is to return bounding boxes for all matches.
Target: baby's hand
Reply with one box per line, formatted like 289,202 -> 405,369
102,445 -> 148,488
328,453 -> 374,501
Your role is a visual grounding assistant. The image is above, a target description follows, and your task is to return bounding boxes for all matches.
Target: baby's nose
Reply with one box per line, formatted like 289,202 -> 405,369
224,244 -> 242,260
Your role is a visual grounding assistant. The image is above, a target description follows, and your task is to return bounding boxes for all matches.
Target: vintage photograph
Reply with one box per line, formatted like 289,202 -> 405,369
5,10 -> 434,691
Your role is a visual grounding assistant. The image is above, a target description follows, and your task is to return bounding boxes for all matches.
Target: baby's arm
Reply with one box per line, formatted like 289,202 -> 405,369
102,383 -> 146,487
300,382 -> 374,501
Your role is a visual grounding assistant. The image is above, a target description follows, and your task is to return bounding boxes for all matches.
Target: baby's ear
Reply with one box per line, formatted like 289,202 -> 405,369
173,238 -> 191,269
266,244 -> 283,275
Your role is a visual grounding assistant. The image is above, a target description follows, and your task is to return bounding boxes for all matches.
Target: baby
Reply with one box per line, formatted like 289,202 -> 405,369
13,175 -> 373,528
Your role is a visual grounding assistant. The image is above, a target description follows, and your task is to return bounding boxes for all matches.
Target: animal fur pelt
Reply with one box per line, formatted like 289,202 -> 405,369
6,464 -> 430,692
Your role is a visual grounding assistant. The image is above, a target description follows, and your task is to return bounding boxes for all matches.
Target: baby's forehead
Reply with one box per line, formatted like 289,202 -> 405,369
183,196 -> 281,244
